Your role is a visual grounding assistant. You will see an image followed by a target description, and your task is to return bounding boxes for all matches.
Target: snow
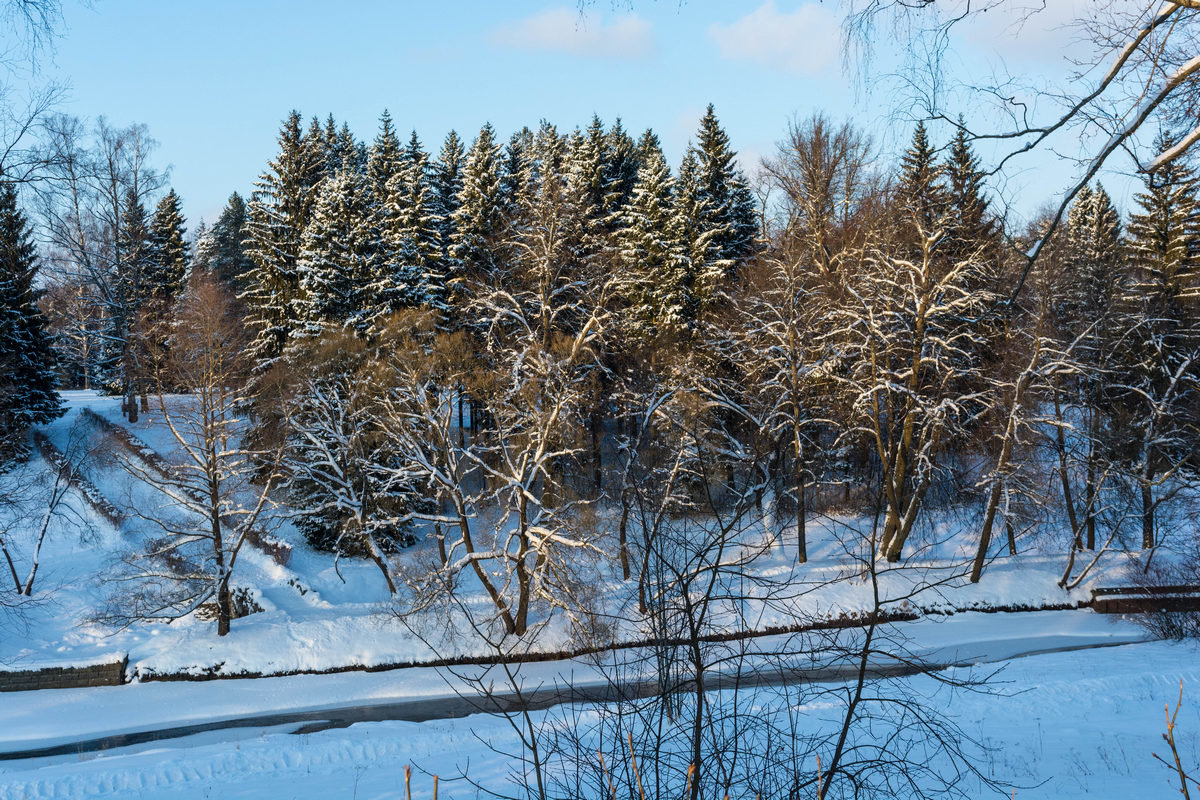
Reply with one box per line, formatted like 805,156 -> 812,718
0,610 -> 1146,755
0,636 -> 1195,799
0,391 -> 1149,681
1,391 -> 1197,798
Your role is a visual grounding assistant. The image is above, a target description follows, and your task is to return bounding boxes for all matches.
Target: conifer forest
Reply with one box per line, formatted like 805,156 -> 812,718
4,2 -> 1200,799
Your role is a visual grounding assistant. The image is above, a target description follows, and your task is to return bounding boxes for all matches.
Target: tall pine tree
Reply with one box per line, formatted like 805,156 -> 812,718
1060,183 -> 1126,550
205,192 -> 253,292
451,123 -> 506,290
0,181 -> 62,458
147,188 -> 189,301
100,187 -> 153,420
433,129 -> 465,305
692,104 -> 759,269
667,105 -> 759,331
943,124 -> 996,266
1126,131 -> 1200,333
294,165 -> 380,337
371,131 -> 444,323
896,121 -> 947,249
1118,133 -> 1200,547
619,142 -> 687,339
367,110 -> 403,204
243,111 -> 326,376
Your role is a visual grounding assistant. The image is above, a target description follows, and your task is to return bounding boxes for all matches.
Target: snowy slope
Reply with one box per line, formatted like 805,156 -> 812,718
0,392 -> 1149,680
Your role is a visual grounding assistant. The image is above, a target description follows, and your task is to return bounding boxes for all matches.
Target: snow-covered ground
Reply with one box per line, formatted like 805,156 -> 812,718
0,635 -> 1196,799
0,610 -> 1147,755
1,392 -> 1197,798
3,392 -> 1143,680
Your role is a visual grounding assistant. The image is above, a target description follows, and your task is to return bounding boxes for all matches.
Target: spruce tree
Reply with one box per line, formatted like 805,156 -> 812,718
294,165 -> 380,337
336,122 -> 364,174
619,144 -> 687,338
1119,133 -> 1200,547
943,124 -> 995,265
693,104 -> 759,268
451,123 -> 506,287
669,149 -> 709,330
502,127 -> 535,223
897,121 -> 947,245
243,111 -> 325,376
0,181 -> 62,458
1066,184 -> 1124,332
308,115 -> 333,182
191,220 -> 214,274
99,187 -> 153,418
433,129 -> 465,295
637,128 -> 663,166
1126,131 -> 1200,332
147,188 -> 189,301
367,110 -> 403,203
206,192 -> 253,292
372,131 -> 444,322
1060,183 -> 1126,550
512,121 -> 578,285
936,127 -> 1003,429
666,106 -> 758,329
568,115 -> 611,256
604,119 -> 641,237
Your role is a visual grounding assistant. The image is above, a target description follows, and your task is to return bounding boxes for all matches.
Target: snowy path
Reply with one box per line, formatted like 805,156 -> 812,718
0,610 -> 1147,760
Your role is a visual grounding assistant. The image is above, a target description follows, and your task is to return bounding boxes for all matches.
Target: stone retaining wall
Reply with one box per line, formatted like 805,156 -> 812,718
31,431 -> 124,528
0,658 -> 127,692
79,408 -> 291,566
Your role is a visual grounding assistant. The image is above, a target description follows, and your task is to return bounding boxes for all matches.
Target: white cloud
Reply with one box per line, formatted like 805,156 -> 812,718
956,0 -> 1114,66
709,2 -> 839,76
492,7 -> 654,60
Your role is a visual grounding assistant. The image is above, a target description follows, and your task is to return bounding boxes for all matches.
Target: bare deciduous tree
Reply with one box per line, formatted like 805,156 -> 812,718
37,115 -> 165,422
824,225 -> 996,562
109,275 -> 278,636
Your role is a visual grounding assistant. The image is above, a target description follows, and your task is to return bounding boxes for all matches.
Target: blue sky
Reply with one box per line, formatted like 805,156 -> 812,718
31,0 -> 1138,232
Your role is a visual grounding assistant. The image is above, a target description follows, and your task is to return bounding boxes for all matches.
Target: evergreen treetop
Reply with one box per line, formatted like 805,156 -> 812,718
243,110 -> 327,373
897,120 -> 947,241
148,188 -> 189,301
451,123 -> 506,283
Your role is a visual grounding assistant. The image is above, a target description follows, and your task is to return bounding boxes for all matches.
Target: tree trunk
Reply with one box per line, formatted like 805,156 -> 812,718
513,497 -> 531,636
1085,408 -> 1098,550
364,531 -> 398,594
974,341 -> 1039,582
618,493 -> 631,580
971,479 -> 1003,584
1142,482 -> 1155,549
794,447 -> 807,564
1053,384 -> 1082,549
638,542 -> 653,616
590,408 -> 603,496
217,576 -> 232,637
210,480 -> 229,635
1085,456 -> 1096,550
457,389 -> 465,448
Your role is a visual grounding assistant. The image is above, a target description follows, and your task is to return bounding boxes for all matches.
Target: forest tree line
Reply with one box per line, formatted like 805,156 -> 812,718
5,106 -> 1200,633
